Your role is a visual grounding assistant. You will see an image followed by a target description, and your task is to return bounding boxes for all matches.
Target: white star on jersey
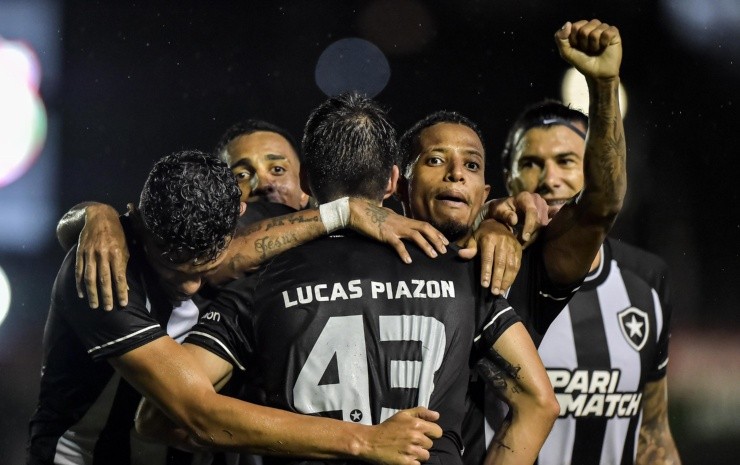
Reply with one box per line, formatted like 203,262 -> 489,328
625,315 -> 644,337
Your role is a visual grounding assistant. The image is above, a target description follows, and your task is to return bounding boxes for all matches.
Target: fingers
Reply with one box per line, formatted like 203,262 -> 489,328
478,235 -> 522,294
417,223 -> 449,255
111,249 -> 129,308
75,246 -> 85,299
457,236 -> 477,261
499,251 -> 521,294
554,20 -> 572,42
405,406 -> 440,422
478,239 -> 510,294
397,221 -> 448,261
564,19 -> 619,55
96,256 -> 114,311
82,251 -> 99,309
520,207 -> 537,243
389,236 -> 413,264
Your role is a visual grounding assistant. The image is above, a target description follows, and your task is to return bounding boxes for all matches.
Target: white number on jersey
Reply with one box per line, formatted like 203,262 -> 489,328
293,314 -> 446,424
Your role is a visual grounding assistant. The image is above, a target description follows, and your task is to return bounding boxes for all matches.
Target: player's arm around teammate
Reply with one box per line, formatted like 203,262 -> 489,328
57,197 -> 449,310
112,333 -> 442,465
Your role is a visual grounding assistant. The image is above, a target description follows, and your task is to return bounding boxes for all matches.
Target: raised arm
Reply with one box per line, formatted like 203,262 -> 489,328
544,19 -> 627,283
122,337 -> 442,464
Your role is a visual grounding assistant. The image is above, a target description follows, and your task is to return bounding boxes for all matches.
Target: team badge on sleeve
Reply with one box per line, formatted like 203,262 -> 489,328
617,306 -> 649,351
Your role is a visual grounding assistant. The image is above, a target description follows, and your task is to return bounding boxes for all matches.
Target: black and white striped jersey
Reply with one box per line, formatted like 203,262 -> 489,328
186,231 -> 521,465
536,238 -> 672,465
27,218 -> 211,465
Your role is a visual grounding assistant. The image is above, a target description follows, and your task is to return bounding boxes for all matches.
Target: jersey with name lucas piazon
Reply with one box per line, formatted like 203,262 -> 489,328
27,217 -> 210,465
186,231 -> 520,465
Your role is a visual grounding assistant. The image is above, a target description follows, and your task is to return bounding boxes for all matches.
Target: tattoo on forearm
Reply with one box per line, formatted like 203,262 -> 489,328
254,233 -> 299,259
586,86 -> 626,210
265,213 -> 320,231
264,217 -> 286,232
287,214 -> 320,225
636,381 -> 681,465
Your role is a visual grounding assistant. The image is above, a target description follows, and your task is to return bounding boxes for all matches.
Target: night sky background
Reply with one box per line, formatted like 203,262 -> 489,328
1,1 -> 738,463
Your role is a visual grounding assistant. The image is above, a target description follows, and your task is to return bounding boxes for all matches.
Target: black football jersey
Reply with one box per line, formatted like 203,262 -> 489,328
27,218 -> 210,465
186,231 -> 520,465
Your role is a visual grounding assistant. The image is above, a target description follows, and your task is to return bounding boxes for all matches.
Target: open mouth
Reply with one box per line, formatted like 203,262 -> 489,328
435,191 -> 469,207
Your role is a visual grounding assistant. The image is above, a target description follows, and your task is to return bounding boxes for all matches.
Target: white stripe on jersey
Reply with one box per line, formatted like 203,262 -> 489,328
54,374 -> 122,464
652,289 -> 663,343
167,299 -> 200,342
87,324 -> 161,354
473,306 -> 513,343
538,308 -> 577,465
596,260 -> 640,465
53,373 -> 170,465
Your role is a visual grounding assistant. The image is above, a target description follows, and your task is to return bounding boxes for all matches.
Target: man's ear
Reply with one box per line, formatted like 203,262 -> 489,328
482,184 -> 492,205
239,202 -> 247,217
383,165 -> 400,200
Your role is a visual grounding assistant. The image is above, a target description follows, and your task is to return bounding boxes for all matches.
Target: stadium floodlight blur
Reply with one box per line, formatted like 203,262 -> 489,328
561,66 -> 628,119
0,37 -> 47,188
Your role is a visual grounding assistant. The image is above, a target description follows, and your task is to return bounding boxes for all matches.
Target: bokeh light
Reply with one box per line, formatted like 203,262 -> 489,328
561,67 -> 628,119
0,38 -> 47,188
0,264 -> 11,328
315,38 -> 391,97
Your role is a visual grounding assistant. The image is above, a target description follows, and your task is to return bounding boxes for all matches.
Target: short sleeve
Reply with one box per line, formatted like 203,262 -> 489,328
184,276 -> 257,371
54,248 -> 166,362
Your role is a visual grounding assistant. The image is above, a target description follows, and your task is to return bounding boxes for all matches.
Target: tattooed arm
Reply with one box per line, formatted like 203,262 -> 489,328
636,378 -> 682,465
543,19 -> 627,284
477,323 -> 559,465
211,198 -> 448,284
64,198 -> 449,302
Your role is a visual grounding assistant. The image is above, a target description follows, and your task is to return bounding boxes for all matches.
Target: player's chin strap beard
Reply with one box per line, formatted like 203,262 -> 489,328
431,220 -> 469,244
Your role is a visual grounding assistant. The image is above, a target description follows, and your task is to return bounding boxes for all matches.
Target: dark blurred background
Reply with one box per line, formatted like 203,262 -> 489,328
1,1 -> 738,463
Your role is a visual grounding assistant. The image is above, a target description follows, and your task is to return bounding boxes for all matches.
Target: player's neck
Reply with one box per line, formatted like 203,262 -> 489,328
590,249 -> 602,273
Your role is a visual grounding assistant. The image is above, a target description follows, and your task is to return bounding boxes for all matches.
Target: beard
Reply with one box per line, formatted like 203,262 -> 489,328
429,219 -> 470,243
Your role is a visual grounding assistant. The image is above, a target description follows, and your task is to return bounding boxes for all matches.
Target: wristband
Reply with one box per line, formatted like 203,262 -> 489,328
319,197 -> 350,233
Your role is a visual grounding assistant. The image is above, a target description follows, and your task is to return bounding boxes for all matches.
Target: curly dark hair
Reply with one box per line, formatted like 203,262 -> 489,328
399,110 -> 485,179
302,91 -> 398,203
138,150 -> 241,264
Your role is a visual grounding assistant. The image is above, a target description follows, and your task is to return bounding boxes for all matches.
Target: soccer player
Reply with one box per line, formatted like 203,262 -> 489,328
501,99 -> 680,464
28,150 -> 443,465
135,92 -> 556,465
214,118 -> 310,211
397,19 -> 628,464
